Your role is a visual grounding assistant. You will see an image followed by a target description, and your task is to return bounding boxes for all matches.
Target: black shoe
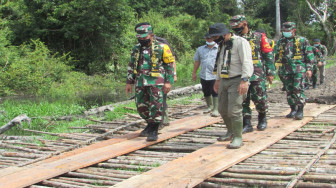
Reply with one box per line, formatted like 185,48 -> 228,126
286,105 -> 297,118
139,123 -> 152,137
146,123 -> 159,141
242,117 -> 253,134
257,113 -> 267,131
313,83 -> 317,89
281,86 -> 286,91
294,105 -> 304,120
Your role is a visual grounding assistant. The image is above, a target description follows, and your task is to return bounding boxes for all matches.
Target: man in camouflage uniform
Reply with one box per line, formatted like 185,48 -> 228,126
308,41 -> 323,89
125,22 -> 175,141
312,38 -> 328,85
273,22 -> 314,120
229,15 -> 275,133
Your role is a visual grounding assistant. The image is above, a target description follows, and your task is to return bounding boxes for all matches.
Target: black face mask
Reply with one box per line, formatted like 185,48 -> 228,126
138,38 -> 151,46
232,26 -> 245,35
214,36 -> 224,44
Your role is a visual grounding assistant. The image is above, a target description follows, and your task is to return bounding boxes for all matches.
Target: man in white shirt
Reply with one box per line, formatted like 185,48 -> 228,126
210,23 -> 254,149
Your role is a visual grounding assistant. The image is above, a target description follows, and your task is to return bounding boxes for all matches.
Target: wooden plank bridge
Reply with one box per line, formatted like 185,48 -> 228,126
0,102 -> 335,188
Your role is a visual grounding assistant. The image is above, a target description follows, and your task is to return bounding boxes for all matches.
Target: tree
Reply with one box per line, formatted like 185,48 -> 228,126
1,0 -> 134,74
305,0 -> 336,54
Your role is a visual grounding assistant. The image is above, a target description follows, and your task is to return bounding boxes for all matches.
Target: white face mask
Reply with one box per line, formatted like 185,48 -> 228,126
206,41 -> 216,46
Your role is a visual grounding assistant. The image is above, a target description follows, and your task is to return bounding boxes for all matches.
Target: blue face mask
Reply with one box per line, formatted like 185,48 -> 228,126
282,32 -> 292,38
206,41 -> 216,46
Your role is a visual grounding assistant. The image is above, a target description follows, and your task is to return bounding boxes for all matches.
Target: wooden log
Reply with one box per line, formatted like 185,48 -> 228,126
287,132 -> 336,188
225,168 -> 299,175
84,104 -> 114,116
1,152 -> 44,159
40,180 -> 82,188
76,169 -> 133,179
66,171 -> 124,182
0,143 -> 45,154
58,177 -> 117,186
48,178 -> 100,188
0,114 -> 31,134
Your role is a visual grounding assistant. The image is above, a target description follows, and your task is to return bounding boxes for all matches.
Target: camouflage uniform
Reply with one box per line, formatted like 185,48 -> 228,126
273,22 -> 314,113
313,41 -> 328,84
127,26 -> 175,125
310,46 -> 323,87
230,15 -> 275,132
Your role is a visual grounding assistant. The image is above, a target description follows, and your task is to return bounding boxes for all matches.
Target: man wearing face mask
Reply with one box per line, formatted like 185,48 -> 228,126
210,23 -> 254,149
229,15 -> 275,134
125,22 -> 175,141
192,35 -> 219,117
273,22 -> 314,120
307,41 -> 323,89
312,38 -> 328,86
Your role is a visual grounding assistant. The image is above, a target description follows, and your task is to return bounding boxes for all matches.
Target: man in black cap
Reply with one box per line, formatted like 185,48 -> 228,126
312,38 -> 328,86
210,23 -> 254,149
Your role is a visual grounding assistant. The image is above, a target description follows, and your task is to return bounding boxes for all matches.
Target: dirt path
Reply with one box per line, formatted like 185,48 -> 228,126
268,63 -> 336,105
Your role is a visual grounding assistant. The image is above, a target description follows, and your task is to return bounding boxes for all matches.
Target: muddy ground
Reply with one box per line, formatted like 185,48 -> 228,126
268,61 -> 336,105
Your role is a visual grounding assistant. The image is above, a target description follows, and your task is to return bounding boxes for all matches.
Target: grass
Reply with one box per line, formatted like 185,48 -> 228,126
0,91 -> 205,140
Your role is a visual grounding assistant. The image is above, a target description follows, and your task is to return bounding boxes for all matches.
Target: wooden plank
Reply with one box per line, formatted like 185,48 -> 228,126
112,104 -> 335,188
0,115 -> 221,188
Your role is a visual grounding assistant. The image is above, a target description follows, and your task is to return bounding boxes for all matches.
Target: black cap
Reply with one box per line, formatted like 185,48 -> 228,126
205,23 -> 230,38
313,38 -> 320,42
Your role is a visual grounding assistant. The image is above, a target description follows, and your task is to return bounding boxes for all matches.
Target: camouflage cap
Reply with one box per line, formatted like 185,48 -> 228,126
282,22 -> 296,31
313,38 -> 320,42
229,15 -> 246,27
135,24 -> 153,38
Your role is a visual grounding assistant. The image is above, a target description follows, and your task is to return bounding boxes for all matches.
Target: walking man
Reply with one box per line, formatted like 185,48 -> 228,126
210,23 -> 254,149
312,38 -> 328,86
229,15 -> 275,133
125,22 -> 175,141
193,34 -> 219,117
273,22 -> 314,120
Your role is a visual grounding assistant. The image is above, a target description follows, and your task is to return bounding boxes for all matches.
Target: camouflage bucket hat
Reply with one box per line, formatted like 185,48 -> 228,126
282,22 -> 296,31
229,15 -> 246,27
135,24 -> 153,38
205,23 -> 230,38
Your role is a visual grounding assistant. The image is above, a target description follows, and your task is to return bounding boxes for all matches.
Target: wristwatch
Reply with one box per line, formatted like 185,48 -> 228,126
241,77 -> 249,82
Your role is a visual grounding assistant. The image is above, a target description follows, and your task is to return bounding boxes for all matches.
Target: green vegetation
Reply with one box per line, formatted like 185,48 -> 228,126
0,1 -> 335,138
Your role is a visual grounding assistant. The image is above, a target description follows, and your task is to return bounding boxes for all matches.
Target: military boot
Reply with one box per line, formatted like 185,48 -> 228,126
146,122 -> 159,141
139,123 -> 152,137
257,113 -> 267,131
286,105 -> 297,118
204,96 -> 213,113
211,97 -> 220,117
312,81 -> 317,89
227,119 -> 243,149
242,116 -> 253,134
294,105 -> 304,120
159,113 -> 170,130
217,119 -> 233,141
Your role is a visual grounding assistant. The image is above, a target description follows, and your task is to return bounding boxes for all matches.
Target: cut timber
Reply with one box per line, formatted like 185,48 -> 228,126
0,115 -> 221,188
112,104 -> 336,188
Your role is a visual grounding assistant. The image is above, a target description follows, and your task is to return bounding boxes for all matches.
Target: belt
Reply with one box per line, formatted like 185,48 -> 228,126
222,75 -> 241,80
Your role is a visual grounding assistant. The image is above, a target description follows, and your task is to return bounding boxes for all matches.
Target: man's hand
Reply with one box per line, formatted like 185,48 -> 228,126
192,72 -> 197,82
306,70 -> 312,78
125,84 -> 133,95
163,83 -> 171,94
238,81 -> 249,95
317,61 -> 323,67
174,75 -> 177,82
267,76 -> 274,84
213,80 -> 220,94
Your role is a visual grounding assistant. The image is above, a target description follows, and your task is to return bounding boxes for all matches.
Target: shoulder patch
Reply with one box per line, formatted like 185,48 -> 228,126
163,44 -> 175,63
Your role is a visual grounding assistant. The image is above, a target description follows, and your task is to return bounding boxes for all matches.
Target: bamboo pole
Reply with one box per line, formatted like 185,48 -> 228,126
286,132 -> 336,188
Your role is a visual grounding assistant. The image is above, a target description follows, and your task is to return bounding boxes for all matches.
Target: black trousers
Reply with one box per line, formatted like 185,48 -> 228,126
201,78 -> 218,97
